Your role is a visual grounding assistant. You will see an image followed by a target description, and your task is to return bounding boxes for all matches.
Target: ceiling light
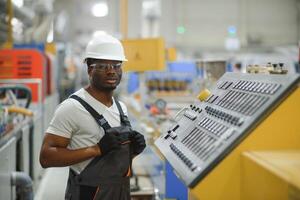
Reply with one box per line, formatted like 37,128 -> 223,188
11,18 -> 20,26
92,2 -> 108,17
92,30 -> 107,38
13,0 -> 23,7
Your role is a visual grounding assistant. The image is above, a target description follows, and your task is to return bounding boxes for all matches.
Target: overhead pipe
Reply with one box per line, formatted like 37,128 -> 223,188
120,0 -> 128,39
11,172 -> 33,200
7,0 -> 13,43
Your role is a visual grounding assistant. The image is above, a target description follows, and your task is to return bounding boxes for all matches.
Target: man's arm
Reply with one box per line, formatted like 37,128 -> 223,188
39,133 -> 100,168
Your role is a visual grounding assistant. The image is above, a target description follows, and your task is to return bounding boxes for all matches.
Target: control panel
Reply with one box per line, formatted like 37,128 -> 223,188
155,72 -> 300,187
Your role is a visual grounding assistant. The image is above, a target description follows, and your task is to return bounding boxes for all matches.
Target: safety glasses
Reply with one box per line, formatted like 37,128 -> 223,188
90,62 -> 122,72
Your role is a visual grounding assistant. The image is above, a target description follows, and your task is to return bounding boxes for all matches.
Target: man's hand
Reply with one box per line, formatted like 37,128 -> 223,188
130,131 -> 146,155
97,132 -> 120,156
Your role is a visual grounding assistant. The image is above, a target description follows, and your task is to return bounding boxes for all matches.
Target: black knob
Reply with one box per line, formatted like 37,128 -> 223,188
279,63 -> 284,69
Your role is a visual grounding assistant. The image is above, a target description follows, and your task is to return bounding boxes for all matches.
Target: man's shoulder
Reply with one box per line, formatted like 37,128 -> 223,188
72,88 -> 86,97
56,98 -> 78,112
62,88 -> 88,105
57,89 -> 86,111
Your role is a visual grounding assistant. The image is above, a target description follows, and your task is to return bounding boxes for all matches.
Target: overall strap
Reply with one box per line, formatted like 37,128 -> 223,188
115,100 -> 131,127
69,95 -> 111,130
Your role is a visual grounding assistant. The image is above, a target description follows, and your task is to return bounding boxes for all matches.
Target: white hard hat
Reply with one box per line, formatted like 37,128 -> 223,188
84,34 -> 127,62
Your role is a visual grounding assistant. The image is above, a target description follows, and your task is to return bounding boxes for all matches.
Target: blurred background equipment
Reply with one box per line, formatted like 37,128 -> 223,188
0,46 -> 59,200
122,38 -> 165,72
0,84 -> 34,200
196,60 -> 227,90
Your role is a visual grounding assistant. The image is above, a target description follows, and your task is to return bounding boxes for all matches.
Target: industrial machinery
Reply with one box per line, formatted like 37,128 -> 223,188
0,85 -> 34,200
155,72 -> 300,200
0,48 -> 59,183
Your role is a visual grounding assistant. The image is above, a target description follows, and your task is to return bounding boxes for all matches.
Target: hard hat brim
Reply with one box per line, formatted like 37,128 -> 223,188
84,53 -> 127,62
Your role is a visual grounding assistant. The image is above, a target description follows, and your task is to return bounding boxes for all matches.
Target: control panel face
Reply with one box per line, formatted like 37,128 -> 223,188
155,72 -> 300,187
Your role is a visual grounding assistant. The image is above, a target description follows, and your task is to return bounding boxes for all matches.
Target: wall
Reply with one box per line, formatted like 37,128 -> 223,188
53,0 -> 299,54
160,0 -> 298,51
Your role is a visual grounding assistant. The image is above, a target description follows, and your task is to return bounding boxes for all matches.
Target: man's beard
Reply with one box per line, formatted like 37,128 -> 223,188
91,77 -> 120,92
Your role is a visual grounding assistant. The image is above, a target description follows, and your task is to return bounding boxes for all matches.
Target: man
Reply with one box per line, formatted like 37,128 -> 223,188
39,34 -> 146,200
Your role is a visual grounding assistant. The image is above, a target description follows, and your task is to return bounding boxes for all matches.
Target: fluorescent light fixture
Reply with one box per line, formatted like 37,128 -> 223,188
11,18 -> 20,26
142,1 -> 154,10
92,30 -> 107,38
92,2 -> 108,17
13,0 -> 24,7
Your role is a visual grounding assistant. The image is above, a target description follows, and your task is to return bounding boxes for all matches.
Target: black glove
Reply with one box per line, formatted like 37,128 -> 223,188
97,132 -> 120,156
130,131 -> 146,155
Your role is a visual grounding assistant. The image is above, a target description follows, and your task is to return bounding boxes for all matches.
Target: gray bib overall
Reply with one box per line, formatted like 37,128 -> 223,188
65,95 -> 132,200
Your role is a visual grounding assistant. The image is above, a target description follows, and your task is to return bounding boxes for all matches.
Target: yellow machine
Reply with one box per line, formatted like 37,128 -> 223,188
241,151 -> 300,200
190,86 -> 300,200
121,38 -> 165,72
155,72 -> 300,200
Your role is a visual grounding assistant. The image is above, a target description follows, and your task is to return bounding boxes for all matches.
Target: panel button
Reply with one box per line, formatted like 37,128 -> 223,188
170,144 -> 198,171
184,110 -> 197,120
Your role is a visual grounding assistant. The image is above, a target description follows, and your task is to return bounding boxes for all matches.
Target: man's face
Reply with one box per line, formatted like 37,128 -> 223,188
88,59 -> 123,91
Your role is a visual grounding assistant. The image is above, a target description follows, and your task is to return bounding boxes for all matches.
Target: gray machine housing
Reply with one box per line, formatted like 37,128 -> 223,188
155,72 -> 300,187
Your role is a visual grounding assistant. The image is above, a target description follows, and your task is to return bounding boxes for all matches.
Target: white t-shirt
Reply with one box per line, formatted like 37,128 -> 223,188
46,88 -> 128,173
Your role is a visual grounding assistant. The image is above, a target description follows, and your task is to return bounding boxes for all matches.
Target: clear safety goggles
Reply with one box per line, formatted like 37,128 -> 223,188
90,62 -> 122,71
